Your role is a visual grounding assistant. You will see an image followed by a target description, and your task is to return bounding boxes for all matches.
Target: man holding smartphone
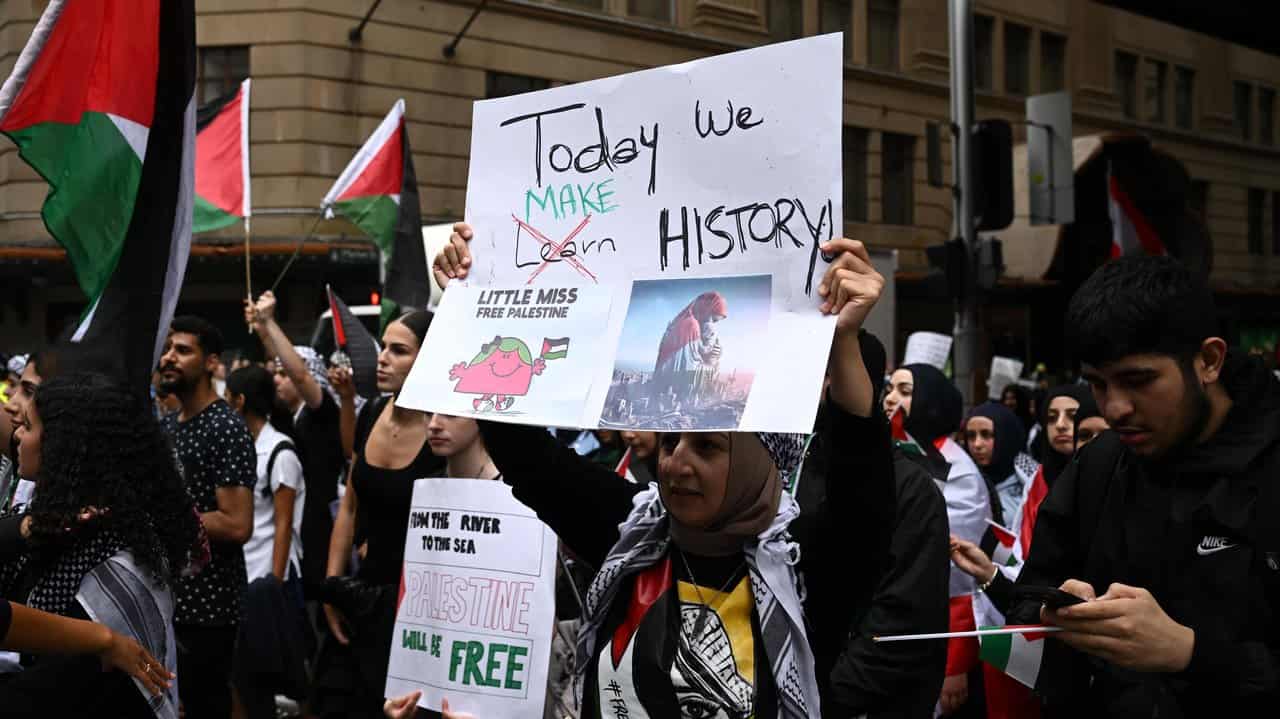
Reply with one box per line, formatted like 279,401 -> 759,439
1006,256 -> 1280,716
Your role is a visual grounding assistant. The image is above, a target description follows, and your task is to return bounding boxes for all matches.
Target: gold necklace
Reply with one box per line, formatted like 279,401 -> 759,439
676,547 -> 744,637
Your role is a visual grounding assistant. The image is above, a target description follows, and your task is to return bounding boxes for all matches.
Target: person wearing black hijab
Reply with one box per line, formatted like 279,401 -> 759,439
799,334 -> 949,718
1071,391 -> 1109,448
963,402 -> 1034,529
999,384 -> 1035,433
1039,385 -> 1093,488
884,363 -> 990,715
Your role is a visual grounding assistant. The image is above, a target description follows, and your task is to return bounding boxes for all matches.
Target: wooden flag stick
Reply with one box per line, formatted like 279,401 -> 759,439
244,215 -> 254,328
873,626 -> 1062,643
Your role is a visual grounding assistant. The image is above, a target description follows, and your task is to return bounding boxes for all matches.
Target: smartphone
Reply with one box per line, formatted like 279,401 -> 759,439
1011,585 -> 1086,609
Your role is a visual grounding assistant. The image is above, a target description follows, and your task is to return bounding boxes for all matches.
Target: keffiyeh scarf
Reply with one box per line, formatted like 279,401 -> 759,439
573,486 -> 820,718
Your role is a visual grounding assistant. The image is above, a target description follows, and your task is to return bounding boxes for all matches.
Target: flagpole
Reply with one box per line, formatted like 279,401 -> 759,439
873,626 -> 1062,643
269,212 -> 325,294
244,215 -> 253,328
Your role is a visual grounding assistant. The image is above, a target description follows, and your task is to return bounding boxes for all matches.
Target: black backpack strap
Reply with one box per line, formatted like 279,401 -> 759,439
263,440 -> 298,499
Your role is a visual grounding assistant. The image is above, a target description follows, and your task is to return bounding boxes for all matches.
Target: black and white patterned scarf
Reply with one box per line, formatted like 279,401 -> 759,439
573,485 -> 820,718
0,529 -> 127,616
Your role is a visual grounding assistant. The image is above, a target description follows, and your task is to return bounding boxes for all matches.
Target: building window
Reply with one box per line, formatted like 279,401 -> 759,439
844,126 -> 869,222
1260,87 -> 1276,147
768,0 -> 803,42
627,0 -> 672,22
881,132 -> 915,225
1143,59 -> 1167,124
1273,192 -> 1280,255
1040,32 -> 1066,93
1235,81 -> 1253,141
973,14 -> 994,92
1174,66 -> 1195,129
868,0 -> 900,71
1248,188 -> 1265,255
486,72 -> 551,99
821,0 -> 853,59
1115,51 -> 1138,119
1004,23 -> 1031,95
1188,179 -> 1209,222
197,46 -> 249,105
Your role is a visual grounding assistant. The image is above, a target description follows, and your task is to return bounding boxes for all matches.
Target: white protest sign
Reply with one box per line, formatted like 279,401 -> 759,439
399,34 -> 843,433
987,356 -> 1025,400
385,478 -> 557,717
902,331 -> 952,370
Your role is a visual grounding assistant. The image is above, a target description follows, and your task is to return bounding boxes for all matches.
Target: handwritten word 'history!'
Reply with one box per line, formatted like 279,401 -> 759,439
498,98 -> 830,290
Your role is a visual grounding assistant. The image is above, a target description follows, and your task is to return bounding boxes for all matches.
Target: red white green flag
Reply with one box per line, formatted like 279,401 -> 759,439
889,406 -> 925,456
1107,160 -> 1166,259
0,0 -> 196,397
322,100 -> 430,325
1019,465 -> 1049,557
193,78 -> 250,233
978,624 -> 1048,689
985,519 -> 1023,568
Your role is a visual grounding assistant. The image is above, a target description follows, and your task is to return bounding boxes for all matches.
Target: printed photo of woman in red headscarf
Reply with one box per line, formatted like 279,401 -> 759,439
602,275 -> 771,431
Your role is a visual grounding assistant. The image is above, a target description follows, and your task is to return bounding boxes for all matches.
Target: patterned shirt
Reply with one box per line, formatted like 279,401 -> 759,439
162,399 -> 256,626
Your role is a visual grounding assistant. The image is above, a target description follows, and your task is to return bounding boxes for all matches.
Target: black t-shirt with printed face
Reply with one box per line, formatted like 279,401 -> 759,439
162,399 -> 257,626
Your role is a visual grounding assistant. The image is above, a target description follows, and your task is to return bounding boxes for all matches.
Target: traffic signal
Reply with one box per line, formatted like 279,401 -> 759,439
972,119 -> 1014,231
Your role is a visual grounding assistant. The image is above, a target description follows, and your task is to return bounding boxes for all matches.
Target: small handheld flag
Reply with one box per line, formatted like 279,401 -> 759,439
985,520 -> 1023,568
541,337 -> 570,361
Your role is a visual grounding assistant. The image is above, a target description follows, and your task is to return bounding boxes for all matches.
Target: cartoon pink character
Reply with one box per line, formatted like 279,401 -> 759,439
449,336 -> 568,411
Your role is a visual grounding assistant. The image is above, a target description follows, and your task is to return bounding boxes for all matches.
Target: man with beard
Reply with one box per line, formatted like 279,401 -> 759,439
1008,256 -> 1280,716
158,316 -> 256,719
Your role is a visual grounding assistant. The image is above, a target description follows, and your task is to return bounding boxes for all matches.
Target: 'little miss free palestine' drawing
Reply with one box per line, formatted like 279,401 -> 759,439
449,336 -> 569,412
396,283 -> 612,427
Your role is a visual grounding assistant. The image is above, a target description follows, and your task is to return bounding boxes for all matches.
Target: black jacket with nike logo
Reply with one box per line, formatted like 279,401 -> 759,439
1008,355 -> 1280,717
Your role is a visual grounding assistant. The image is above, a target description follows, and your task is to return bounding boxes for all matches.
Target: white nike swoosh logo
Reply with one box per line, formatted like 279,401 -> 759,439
1196,543 -> 1237,556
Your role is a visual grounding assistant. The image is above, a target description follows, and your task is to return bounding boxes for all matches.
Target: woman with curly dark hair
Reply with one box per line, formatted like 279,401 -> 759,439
0,372 -> 202,718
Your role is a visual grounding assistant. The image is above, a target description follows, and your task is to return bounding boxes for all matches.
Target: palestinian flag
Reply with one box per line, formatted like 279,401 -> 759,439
1019,466 -> 1049,557
615,447 -> 633,480
193,78 -> 250,233
322,100 -> 430,326
889,406 -> 924,456
0,0 -> 196,399
327,285 -> 381,400
979,624 -> 1049,689
985,519 -> 1022,568
1107,160 -> 1165,259
541,337 -> 570,360
973,593 -> 1043,717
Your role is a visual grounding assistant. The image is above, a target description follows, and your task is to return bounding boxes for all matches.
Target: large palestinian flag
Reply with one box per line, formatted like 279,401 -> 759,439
193,78 -> 250,233
322,100 -> 430,325
0,0 -> 196,399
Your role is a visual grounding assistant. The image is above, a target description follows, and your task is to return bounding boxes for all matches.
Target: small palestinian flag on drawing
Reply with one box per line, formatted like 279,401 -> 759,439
193,78 -> 250,233
541,337 -> 570,360
322,99 -> 430,326
889,406 -> 925,456
978,624 -> 1049,689
0,0 -> 196,399
984,519 -> 1023,568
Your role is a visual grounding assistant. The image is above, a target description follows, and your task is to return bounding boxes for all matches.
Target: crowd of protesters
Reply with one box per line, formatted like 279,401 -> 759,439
0,224 -> 1276,719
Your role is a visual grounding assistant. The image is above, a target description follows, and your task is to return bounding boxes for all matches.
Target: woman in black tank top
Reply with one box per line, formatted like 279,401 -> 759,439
311,310 -> 444,719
